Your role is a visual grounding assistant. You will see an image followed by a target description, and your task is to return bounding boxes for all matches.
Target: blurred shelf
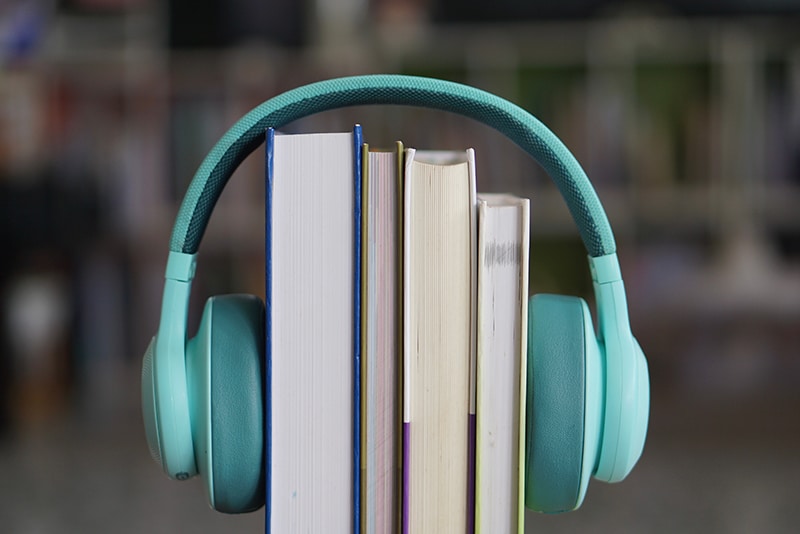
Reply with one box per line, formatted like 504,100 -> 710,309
518,184 -> 800,237
2,3 -> 800,369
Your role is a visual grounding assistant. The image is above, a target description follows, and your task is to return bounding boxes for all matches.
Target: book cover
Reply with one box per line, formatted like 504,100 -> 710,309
402,147 -> 477,534
265,125 -> 363,534
475,194 -> 530,534
361,142 -> 404,534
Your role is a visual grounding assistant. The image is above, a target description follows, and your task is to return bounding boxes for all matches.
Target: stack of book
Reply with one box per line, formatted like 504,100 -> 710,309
265,125 -> 530,534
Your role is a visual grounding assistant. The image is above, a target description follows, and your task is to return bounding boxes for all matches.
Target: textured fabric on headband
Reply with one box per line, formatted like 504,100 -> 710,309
170,74 -> 616,258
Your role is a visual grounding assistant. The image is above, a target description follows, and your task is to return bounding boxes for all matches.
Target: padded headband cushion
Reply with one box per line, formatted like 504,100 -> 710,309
170,75 -> 615,258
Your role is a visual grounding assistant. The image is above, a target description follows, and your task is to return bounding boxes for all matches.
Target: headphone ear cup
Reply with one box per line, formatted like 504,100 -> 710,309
186,294 -> 265,513
525,294 -> 594,513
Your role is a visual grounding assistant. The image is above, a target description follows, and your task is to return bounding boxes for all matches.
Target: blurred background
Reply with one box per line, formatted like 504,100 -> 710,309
1,0 -> 799,532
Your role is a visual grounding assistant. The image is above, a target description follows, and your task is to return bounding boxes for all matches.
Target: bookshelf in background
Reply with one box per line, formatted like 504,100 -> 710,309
1,0 -> 799,441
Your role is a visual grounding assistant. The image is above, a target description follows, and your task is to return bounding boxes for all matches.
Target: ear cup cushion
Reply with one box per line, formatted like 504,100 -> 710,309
208,294 -> 266,513
526,294 -> 587,513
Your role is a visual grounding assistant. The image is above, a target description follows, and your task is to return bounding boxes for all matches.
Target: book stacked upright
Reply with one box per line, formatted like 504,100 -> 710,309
266,126 -> 530,534
361,142 -> 404,534
475,194 -> 530,534
402,148 -> 477,534
265,126 -> 362,533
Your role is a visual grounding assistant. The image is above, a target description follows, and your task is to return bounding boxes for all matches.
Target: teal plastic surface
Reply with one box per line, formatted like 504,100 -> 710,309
589,252 -> 622,284
186,302 -> 214,503
526,294 -> 586,513
153,275 -> 197,479
589,253 -> 649,483
166,251 -> 197,282
579,300 -> 603,507
141,337 -> 161,464
169,74 -> 616,258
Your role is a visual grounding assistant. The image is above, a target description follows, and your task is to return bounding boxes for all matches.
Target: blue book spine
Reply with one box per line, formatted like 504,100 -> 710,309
352,123 -> 363,534
264,127 -> 275,534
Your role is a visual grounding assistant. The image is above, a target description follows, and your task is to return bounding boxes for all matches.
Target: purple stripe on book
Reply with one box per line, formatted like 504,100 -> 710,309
467,413 -> 476,534
402,422 -> 410,534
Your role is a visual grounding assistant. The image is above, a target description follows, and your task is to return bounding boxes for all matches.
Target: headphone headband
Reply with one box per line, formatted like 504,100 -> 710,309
170,74 -> 616,257
148,74 -> 649,507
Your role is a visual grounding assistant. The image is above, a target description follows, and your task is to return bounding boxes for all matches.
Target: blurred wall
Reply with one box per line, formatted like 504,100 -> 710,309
1,0 -> 799,532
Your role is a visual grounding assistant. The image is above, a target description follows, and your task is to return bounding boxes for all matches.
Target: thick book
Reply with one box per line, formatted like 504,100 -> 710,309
360,142 -> 404,534
265,126 -> 362,534
475,194 -> 530,534
402,148 -> 477,534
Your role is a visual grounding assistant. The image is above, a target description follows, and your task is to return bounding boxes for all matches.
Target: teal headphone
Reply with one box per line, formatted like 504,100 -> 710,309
141,74 -> 649,515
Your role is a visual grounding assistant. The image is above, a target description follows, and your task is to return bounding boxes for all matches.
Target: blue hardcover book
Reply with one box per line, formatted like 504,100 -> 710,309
265,125 -> 363,533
